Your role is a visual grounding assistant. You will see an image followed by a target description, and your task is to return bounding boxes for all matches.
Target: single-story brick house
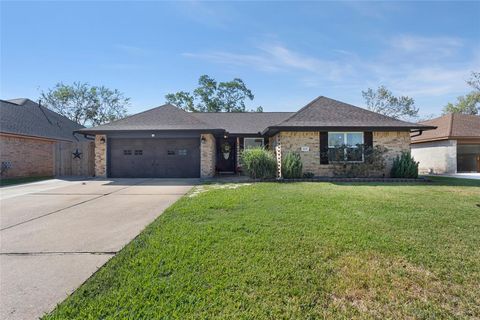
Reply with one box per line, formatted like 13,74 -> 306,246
79,96 -> 434,178
411,113 -> 480,174
0,98 -> 94,179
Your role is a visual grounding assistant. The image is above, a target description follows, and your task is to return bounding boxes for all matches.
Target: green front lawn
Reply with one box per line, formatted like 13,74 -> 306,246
46,177 -> 480,319
0,176 -> 52,187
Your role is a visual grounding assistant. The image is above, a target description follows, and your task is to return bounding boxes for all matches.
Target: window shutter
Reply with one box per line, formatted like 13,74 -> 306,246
364,132 -> 373,163
320,132 -> 329,164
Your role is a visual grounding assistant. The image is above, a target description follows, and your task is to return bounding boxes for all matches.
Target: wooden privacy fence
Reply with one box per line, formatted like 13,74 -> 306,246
54,141 -> 95,177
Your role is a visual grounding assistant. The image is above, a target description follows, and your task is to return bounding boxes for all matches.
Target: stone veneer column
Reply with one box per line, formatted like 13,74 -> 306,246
94,134 -> 107,177
200,134 -> 216,178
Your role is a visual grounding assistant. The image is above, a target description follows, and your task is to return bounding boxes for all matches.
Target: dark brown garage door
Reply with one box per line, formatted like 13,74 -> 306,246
109,138 -> 200,178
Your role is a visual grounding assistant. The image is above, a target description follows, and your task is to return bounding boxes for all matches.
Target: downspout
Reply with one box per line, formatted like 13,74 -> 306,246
411,129 -> 423,138
74,132 -> 95,141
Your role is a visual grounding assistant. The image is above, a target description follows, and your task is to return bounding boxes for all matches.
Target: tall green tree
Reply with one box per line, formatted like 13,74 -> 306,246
40,82 -> 129,126
443,72 -> 480,115
362,86 -> 418,120
165,75 -> 261,112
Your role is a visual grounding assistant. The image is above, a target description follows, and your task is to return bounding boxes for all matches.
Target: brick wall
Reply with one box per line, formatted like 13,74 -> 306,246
275,131 -> 411,177
373,131 -> 411,175
200,134 -> 216,178
95,134 -> 107,177
0,134 -> 54,178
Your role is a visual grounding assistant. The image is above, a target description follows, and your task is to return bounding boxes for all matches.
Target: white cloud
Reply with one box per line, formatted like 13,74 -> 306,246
183,35 -> 478,102
389,35 -> 463,58
183,42 -> 354,81
372,65 -> 473,97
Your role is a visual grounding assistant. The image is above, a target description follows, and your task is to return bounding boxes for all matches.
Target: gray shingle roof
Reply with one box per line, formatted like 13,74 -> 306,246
0,98 -> 85,141
267,96 -> 435,132
79,104 -> 223,133
78,96 -> 435,136
192,112 -> 294,134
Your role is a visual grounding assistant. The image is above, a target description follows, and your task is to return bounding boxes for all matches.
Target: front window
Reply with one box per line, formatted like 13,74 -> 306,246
328,132 -> 364,162
244,138 -> 264,149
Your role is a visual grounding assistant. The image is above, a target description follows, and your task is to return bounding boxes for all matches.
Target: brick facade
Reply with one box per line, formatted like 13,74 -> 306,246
274,131 -> 411,177
94,134 -> 107,177
373,131 -> 411,174
0,134 -> 54,178
91,131 -> 410,178
200,133 -> 216,178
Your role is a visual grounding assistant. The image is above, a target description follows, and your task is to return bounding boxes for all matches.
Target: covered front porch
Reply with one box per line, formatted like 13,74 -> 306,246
213,135 -> 265,175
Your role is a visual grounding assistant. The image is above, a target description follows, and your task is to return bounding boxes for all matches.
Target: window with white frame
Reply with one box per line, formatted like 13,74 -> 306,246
328,132 -> 364,162
244,137 -> 264,149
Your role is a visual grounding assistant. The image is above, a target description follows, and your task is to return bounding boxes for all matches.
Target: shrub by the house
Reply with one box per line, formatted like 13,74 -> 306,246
391,152 -> 419,178
303,172 -> 315,178
331,146 -> 387,178
281,152 -> 303,179
241,148 -> 277,179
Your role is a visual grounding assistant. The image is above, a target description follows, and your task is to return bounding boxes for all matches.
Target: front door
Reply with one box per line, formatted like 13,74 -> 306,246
216,137 -> 236,173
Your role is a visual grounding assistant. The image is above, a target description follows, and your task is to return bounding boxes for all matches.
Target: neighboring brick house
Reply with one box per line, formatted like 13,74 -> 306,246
0,98 -> 94,179
80,96 -> 434,178
411,114 -> 480,174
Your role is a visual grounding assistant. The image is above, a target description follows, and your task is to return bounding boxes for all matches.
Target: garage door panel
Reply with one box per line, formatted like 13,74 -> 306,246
110,139 -> 156,178
109,138 -> 200,178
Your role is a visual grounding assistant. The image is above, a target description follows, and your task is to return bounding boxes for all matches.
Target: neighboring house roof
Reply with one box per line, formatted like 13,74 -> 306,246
192,112 -> 294,134
0,98 -> 85,142
79,96 -> 436,136
263,96 -> 434,135
80,104 -> 224,133
411,113 -> 480,144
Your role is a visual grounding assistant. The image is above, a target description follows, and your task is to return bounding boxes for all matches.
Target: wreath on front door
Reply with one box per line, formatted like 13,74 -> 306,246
221,142 -> 231,160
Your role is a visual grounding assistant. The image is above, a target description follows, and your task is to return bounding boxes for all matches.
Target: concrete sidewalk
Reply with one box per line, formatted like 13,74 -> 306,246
429,173 -> 480,180
0,178 -> 196,320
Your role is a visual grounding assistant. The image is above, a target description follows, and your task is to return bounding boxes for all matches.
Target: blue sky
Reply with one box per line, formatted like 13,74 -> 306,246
1,1 -> 479,118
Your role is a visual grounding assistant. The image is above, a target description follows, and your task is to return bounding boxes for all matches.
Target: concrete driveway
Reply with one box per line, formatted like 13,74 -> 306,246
437,173 -> 480,180
0,178 -> 196,320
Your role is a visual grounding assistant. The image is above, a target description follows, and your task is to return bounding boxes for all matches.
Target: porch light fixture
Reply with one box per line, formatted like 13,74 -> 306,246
100,137 -> 106,144
151,133 -> 155,137
201,136 -> 207,144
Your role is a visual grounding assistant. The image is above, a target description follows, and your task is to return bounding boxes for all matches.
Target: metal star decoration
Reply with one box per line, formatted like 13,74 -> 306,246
72,148 -> 82,159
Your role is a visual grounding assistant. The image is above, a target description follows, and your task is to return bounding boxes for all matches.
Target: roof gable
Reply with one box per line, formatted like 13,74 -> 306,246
411,113 -> 480,143
83,104 -> 221,131
79,96 -> 435,135
272,96 -> 430,129
0,98 -> 85,141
